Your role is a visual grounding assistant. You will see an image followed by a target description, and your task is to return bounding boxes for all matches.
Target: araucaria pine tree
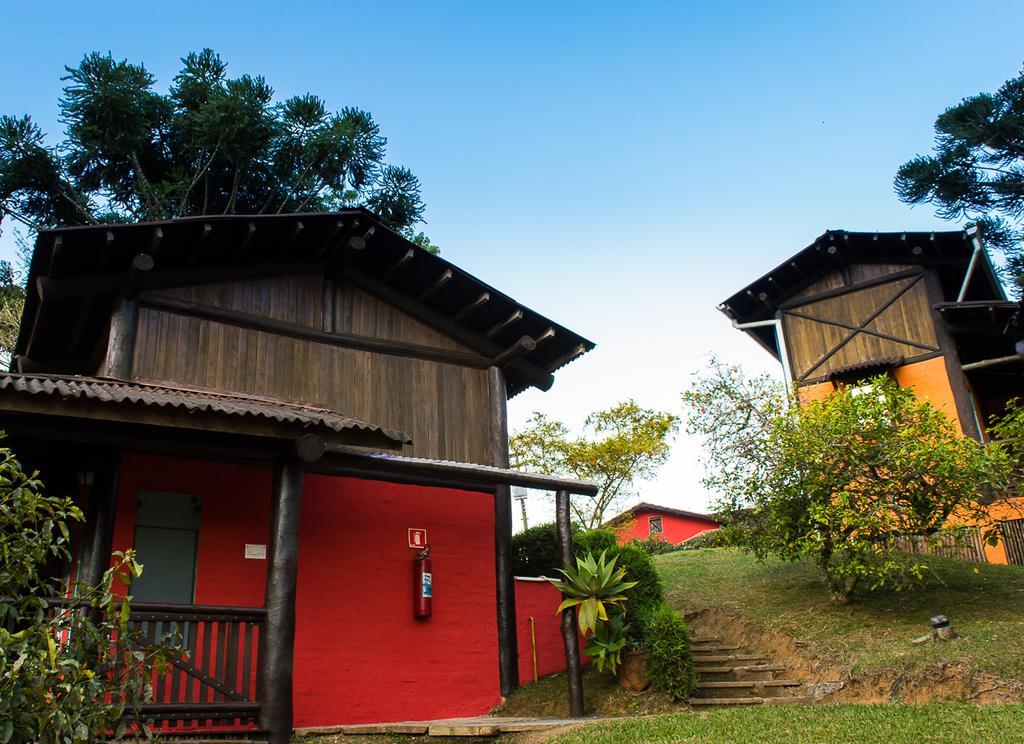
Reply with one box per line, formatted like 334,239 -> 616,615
0,49 -> 429,241
896,67 -> 1024,289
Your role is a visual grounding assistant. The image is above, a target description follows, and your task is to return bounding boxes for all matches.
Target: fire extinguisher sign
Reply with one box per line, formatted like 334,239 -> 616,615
408,528 -> 427,548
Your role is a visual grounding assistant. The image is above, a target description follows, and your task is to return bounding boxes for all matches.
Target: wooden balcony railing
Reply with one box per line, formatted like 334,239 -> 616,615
126,602 -> 265,729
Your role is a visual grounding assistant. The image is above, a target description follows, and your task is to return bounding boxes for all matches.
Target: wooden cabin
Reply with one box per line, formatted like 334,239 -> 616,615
2,211 -> 597,740
721,229 -> 1024,565
606,503 -> 719,546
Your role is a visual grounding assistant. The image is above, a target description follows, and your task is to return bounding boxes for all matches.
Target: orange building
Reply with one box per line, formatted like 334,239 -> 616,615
721,229 -> 1024,565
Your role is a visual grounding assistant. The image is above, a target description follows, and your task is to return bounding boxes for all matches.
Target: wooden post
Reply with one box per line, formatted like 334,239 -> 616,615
105,297 -> 139,380
924,270 -> 983,440
489,366 -> 520,697
555,488 -> 584,717
77,452 -> 120,589
259,455 -> 304,744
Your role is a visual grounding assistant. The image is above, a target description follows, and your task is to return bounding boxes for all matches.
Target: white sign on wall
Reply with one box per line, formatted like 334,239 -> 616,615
245,543 -> 267,560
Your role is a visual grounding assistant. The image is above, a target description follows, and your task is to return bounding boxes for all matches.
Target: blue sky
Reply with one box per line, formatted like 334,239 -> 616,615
3,1 -> 1023,524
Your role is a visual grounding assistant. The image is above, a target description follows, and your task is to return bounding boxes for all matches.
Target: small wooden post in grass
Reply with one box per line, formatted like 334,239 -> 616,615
555,488 -> 585,717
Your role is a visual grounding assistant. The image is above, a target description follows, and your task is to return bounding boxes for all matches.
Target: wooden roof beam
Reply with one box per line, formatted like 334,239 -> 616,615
417,269 -> 453,301
456,292 -> 490,321
276,221 -> 304,260
486,309 -> 523,338
189,223 -> 213,265
233,222 -> 256,262
492,335 -> 536,368
382,248 -> 415,283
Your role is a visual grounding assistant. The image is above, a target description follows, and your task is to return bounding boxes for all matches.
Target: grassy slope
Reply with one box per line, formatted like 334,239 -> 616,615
658,548 -> 1024,679
546,703 -> 1024,744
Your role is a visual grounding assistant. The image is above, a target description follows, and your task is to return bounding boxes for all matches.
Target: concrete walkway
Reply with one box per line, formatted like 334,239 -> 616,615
295,715 -> 615,737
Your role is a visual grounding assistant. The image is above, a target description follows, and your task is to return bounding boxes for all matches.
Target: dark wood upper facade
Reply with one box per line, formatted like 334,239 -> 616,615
14,210 -> 596,465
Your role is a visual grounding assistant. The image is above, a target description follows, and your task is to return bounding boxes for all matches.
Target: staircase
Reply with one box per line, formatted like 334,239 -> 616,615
688,636 -> 813,707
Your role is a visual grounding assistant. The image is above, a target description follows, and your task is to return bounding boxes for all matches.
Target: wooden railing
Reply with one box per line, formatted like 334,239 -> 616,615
126,602 -> 265,729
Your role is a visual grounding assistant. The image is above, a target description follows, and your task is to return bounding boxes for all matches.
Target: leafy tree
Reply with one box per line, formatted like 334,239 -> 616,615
0,261 -> 25,368
0,444 -> 171,742
510,401 -> 679,529
684,362 -> 1009,603
0,49 -> 430,242
895,67 -> 1024,287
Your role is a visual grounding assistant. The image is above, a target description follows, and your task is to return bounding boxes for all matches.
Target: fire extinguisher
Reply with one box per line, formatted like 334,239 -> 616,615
413,545 -> 432,618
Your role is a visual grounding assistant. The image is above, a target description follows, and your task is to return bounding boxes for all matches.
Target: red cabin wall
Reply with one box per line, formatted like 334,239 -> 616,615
106,453 -> 504,727
615,509 -> 719,546
292,475 -> 501,727
514,578 -> 588,683
109,452 -> 270,606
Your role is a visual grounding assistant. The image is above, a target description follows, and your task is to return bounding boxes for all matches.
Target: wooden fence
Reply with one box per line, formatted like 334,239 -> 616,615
1000,519 -> 1024,566
892,529 -> 988,564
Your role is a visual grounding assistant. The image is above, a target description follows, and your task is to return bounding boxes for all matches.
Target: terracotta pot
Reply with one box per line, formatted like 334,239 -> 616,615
616,648 -> 650,691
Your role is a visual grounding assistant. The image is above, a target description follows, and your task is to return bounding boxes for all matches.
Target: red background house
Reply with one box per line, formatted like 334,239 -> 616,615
609,503 -> 720,546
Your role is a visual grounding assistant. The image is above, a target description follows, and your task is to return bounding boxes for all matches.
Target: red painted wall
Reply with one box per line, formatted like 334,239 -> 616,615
615,509 -> 719,546
105,454 -> 508,727
514,578 -> 588,683
110,452 -> 271,605
292,475 -> 501,727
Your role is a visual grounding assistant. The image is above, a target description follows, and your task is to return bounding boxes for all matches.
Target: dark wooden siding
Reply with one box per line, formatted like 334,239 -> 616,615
124,274 -> 494,464
781,264 -> 940,382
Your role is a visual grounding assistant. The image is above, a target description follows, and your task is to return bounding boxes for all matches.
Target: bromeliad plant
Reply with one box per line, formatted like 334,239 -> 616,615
550,549 -> 637,636
550,549 -> 637,637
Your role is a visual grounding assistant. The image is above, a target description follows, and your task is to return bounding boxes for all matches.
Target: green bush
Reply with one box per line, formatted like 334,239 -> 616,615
677,528 -> 728,551
511,524 -> 619,577
627,534 -> 678,555
574,528 -> 618,557
511,522 -> 562,577
614,545 -> 663,643
644,602 -> 698,701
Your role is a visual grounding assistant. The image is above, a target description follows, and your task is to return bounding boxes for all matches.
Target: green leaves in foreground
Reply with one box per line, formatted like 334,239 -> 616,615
549,549 -> 638,635
583,613 -> 630,673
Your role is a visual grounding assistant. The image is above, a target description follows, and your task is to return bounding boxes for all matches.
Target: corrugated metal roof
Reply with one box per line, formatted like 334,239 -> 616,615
0,373 -> 410,444
326,445 -> 600,495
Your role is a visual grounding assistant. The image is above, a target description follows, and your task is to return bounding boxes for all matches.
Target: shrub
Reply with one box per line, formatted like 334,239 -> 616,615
628,534 -> 678,555
614,544 -> 664,644
574,527 -> 618,557
0,445 -> 173,742
511,524 -> 619,577
511,522 -> 562,577
643,603 -> 698,701
676,529 -> 728,551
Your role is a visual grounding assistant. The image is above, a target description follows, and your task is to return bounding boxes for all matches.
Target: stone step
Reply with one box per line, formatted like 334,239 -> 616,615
688,696 -> 765,706
698,680 -> 802,689
689,695 -> 815,707
691,654 -> 769,663
696,664 -> 787,675
693,680 -> 802,699
689,644 -> 741,652
692,636 -> 721,643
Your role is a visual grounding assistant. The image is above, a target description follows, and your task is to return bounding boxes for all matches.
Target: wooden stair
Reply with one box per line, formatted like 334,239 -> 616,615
688,636 -> 813,707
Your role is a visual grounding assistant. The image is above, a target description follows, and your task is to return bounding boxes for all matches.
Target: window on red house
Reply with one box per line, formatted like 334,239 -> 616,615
648,516 -> 663,535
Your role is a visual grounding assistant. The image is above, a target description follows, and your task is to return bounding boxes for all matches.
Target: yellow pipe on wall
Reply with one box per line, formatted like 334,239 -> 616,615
528,616 -> 538,682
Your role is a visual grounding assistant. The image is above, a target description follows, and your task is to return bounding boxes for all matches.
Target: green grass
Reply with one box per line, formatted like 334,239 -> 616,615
657,548 -> 1024,679
547,703 -> 1024,743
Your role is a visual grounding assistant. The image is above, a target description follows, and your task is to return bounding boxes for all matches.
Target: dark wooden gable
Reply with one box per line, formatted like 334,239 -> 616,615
781,263 -> 940,382
108,273 -> 494,464
15,212 -> 596,465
